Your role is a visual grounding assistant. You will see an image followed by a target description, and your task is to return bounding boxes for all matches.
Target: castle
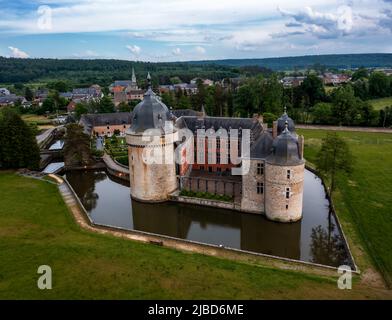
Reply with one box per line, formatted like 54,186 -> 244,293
125,74 -> 306,223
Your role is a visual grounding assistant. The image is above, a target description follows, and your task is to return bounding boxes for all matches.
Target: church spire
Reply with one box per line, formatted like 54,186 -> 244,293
131,67 -> 137,83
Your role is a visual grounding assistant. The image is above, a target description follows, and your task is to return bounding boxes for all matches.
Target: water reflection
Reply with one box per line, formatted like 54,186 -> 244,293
64,170 -> 352,267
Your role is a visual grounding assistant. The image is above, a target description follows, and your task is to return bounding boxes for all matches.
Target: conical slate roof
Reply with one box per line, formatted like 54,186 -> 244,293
277,108 -> 295,135
267,123 -> 303,166
129,87 -> 173,134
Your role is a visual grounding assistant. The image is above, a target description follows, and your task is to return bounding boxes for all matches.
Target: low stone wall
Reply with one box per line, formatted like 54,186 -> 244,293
54,173 -> 355,278
172,194 -> 239,211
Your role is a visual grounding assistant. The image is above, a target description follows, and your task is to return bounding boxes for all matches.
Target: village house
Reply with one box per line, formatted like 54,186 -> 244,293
0,94 -> 26,107
190,78 -> 214,86
159,83 -> 198,95
323,73 -> 351,86
281,76 -> 306,88
34,89 -> 49,106
0,88 -> 11,96
110,68 -> 144,106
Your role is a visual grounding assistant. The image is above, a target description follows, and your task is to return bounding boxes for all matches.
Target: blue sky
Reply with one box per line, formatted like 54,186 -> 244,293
0,0 -> 392,61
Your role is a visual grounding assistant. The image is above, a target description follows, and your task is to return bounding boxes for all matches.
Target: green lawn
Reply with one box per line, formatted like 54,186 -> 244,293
368,97 -> 392,110
298,129 -> 392,288
1,172 -> 391,299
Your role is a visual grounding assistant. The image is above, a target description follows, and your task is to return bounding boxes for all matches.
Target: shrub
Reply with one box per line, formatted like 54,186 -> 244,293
179,189 -> 233,202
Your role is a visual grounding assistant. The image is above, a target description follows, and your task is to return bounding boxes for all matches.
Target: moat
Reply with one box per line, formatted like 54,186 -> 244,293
64,169 -> 353,268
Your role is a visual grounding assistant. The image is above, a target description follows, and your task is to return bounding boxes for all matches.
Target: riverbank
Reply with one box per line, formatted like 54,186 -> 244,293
298,129 -> 392,289
0,171 -> 391,299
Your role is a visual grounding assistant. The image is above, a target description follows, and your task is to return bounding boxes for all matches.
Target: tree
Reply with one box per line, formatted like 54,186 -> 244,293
47,81 -> 70,92
75,103 -> 88,119
369,72 -> 391,98
97,95 -> 115,113
379,106 -> 392,128
24,87 -> 34,101
352,79 -> 369,100
312,102 -> 333,124
331,85 -> 358,126
0,108 -> 40,170
315,132 -> 354,198
63,123 -> 94,167
234,84 -> 255,117
262,75 -> 283,115
300,75 -> 326,107
351,67 -> 368,81
262,112 -> 278,126
118,102 -> 131,112
177,95 -> 191,110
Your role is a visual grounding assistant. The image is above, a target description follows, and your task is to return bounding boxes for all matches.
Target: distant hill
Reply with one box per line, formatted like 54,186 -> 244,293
188,53 -> 392,70
0,57 -> 238,85
1,53 -> 392,85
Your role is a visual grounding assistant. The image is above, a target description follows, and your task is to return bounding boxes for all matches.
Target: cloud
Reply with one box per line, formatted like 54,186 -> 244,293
72,49 -> 99,58
380,9 -> 392,31
195,46 -> 206,54
172,47 -> 181,56
8,46 -> 29,58
278,5 -> 354,38
126,45 -> 141,56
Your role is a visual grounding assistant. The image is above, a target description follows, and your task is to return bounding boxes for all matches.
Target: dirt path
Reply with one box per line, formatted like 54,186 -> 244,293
297,125 -> 392,133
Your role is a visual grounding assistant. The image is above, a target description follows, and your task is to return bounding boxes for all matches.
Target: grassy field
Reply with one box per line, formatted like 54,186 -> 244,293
368,97 -> 392,110
1,172 -> 391,299
298,129 -> 392,288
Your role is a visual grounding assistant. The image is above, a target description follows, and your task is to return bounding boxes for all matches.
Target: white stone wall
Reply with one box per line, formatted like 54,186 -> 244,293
126,132 -> 178,202
265,162 -> 305,222
240,159 -> 264,214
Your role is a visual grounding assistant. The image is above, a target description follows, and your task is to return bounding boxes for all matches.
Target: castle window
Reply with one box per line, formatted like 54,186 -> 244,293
286,187 -> 290,199
257,163 -> 264,175
257,182 -> 264,194
287,170 -> 291,179
286,204 -> 289,210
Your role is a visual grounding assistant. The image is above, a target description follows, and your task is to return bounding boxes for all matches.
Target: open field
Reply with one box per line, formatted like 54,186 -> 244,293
21,114 -> 55,132
0,172 -> 391,299
298,129 -> 392,288
368,97 -> 392,110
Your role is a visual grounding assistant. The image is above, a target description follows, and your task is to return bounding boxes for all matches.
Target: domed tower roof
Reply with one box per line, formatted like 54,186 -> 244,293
129,74 -> 173,135
277,107 -> 295,135
267,122 -> 303,166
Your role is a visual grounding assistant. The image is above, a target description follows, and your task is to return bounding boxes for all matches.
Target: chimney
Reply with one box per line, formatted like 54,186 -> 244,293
298,135 -> 305,159
272,121 -> 278,139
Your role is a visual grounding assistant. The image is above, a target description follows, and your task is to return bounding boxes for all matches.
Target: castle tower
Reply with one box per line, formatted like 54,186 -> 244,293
265,121 -> 305,222
125,74 -> 178,202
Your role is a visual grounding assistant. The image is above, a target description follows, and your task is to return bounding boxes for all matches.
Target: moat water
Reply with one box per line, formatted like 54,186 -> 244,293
64,169 -> 353,267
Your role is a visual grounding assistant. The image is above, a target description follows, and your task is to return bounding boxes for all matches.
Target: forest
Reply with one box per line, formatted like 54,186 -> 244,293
0,57 -> 240,86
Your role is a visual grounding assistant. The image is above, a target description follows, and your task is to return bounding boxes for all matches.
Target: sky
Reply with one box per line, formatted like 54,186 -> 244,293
0,0 -> 392,62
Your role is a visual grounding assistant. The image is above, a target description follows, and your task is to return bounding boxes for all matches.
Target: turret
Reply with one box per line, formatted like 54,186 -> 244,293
125,73 -> 178,202
265,121 -> 305,222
